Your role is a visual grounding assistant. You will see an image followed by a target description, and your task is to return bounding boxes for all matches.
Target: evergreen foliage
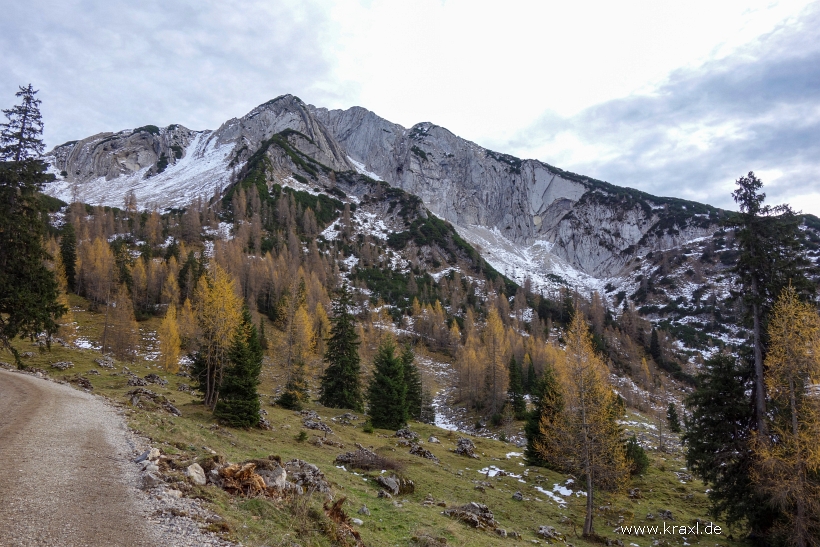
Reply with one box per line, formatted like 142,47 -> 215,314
276,360 -> 310,410
684,354 -> 779,533
625,435 -> 649,476
525,359 -> 536,395
524,366 -> 562,468
60,222 -> 77,293
401,344 -> 423,420
367,336 -> 408,430
507,356 -> 526,419
649,328 -> 661,364
319,283 -> 363,411
214,307 -> 263,428
667,403 -> 681,433
0,85 -> 65,365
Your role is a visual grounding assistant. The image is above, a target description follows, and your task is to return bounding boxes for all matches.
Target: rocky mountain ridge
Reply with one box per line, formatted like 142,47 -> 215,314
42,95 -> 816,293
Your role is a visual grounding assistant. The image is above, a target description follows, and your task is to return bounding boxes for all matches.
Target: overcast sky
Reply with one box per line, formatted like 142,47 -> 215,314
2,0 -> 818,215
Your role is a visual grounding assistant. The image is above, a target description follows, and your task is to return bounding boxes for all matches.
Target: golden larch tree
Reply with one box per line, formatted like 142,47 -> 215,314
484,307 -> 509,414
157,305 -> 181,373
536,312 -> 627,536
752,285 -> 820,547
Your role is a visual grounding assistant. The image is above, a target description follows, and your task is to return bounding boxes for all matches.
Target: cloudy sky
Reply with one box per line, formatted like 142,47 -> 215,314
2,0 -> 818,215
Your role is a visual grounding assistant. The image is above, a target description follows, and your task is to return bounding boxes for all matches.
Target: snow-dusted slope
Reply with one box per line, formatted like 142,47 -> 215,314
47,131 -> 234,208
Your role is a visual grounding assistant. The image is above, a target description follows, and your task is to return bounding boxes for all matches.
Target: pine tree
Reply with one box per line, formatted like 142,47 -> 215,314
667,403 -> 681,433
367,336 -> 407,430
157,305 -> 181,373
0,85 -> 65,365
319,283 -> 363,411
60,222 -> 77,293
508,356 -> 526,419
214,307 -> 263,428
649,328 -> 662,365
751,286 -> 820,547
535,312 -> 628,536
401,343 -> 423,421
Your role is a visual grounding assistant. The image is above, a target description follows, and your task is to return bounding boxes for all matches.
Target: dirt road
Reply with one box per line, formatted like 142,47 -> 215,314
0,369 -> 157,547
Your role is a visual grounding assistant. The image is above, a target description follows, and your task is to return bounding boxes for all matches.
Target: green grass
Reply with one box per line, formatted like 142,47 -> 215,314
4,296 -> 748,547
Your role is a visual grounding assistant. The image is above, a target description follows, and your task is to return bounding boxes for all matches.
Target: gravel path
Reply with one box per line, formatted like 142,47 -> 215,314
0,368 -> 238,547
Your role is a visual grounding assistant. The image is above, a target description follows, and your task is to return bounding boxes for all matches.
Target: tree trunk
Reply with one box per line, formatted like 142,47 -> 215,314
584,468 -> 594,536
751,278 -> 767,436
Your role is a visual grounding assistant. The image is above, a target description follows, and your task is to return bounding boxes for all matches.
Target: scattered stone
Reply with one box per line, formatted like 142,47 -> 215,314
75,376 -> 93,390
285,459 -> 332,497
606,539 -> 624,546
453,437 -> 480,459
646,513 -> 655,521
513,491 -> 524,501
443,502 -> 499,530
126,388 -> 181,416
303,420 -> 332,434
144,373 -> 168,386
358,505 -> 370,516
496,529 -> 508,537
127,376 -> 148,386
88,369 -> 100,375
395,428 -> 419,440
377,490 -> 392,499
142,472 -> 163,489
21,351 -> 35,358
299,410 -> 320,420
537,525 -> 562,540
474,485 -> 485,493
409,443 -> 440,463
51,361 -> 74,370
177,383 -> 191,392
256,464 -> 287,489
332,412 -> 358,425
351,518 -> 364,526
258,410 -> 272,430
175,370 -> 191,378
134,449 -> 153,463
186,463 -> 207,486
94,356 -> 114,369
658,509 -> 674,520
422,493 -> 436,507
428,436 -> 440,443
628,488 -> 642,499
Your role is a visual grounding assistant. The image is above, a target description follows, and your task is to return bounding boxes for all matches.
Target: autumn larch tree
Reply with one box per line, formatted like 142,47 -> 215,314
157,305 -> 181,373
484,307 -> 509,415
214,307 -> 263,428
535,312 -> 627,536
752,286 -> 820,547
0,84 -> 65,365
319,283 -> 363,411
191,263 -> 243,409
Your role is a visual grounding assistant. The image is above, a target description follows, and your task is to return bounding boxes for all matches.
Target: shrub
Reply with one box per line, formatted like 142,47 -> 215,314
625,435 -> 649,475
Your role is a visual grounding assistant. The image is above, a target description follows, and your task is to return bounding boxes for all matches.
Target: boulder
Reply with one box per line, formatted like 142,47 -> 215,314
285,459 -> 332,497
51,361 -> 74,370
144,373 -> 168,386
453,437 -> 479,459
142,472 -> 163,489
395,428 -> 419,440
357,505 -> 370,516
409,443 -> 440,463
537,525 -> 561,540
186,463 -> 206,486
443,502 -> 499,530
512,491 -> 523,501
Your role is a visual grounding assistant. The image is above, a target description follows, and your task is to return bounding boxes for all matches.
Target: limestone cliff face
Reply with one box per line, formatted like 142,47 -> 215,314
311,106 -> 721,277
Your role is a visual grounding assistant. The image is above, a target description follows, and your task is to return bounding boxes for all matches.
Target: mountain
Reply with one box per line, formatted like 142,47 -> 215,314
42,95 -> 820,333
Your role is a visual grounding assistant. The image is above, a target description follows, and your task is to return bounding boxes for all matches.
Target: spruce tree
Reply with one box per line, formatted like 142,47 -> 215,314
525,358 -> 536,394
367,337 -> 407,430
276,359 -> 310,410
319,283 -> 363,411
508,356 -> 526,419
0,85 -> 65,365
401,343 -> 423,420
684,354 -> 779,532
60,222 -> 77,293
649,328 -> 662,364
666,403 -> 681,433
524,365 -> 562,467
214,307 -> 263,428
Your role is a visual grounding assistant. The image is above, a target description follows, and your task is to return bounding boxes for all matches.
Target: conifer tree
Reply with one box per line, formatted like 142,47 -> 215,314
276,360 -> 310,410
0,85 -> 64,365
751,286 -> 820,546
319,283 -> 363,411
60,222 -> 77,293
102,284 -> 139,361
535,312 -> 627,536
158,305 -> 181,373
684,354 -> 775,531
367,336 -> 407,430
214,307 -> 263,428
508,356 -> 526,419
401,343 -> 423,420
667,403 -> 681,433
649,328 -> 662,365
524,365 -> 562,467
525,356 -> 536,394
